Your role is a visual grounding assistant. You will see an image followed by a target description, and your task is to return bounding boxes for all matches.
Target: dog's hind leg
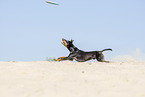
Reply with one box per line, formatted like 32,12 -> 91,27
96,52 -> 109,63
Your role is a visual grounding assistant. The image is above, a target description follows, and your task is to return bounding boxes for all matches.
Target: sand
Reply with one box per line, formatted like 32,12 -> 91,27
0,61 -> 145,97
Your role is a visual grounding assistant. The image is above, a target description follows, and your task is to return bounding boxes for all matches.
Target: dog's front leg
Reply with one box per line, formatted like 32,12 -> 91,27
54,56 -> 66,61
54,56 -> 73,61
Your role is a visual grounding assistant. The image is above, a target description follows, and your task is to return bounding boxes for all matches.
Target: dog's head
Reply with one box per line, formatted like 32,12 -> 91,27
61,38 -> 74,48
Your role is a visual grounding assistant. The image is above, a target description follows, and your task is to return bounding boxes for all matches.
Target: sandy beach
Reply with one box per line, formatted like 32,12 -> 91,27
0,61 -> 145,97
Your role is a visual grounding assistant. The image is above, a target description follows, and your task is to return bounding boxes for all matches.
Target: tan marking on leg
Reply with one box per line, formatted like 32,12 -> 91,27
54,59 -> 63,61
54,56 -> 66,61
69,59 -> 73,61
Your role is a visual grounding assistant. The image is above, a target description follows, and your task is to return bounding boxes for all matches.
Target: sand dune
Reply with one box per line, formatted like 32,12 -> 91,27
0,60 -> 145,97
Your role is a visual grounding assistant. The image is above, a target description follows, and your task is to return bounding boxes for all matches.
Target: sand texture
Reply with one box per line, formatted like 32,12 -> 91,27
0,61 -> 145,97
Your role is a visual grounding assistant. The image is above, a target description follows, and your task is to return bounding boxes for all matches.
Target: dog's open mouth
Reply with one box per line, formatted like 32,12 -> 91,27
61,39 -> 67,47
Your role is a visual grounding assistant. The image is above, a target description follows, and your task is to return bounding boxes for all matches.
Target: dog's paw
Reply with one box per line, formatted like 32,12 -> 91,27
54,58 -> 62,61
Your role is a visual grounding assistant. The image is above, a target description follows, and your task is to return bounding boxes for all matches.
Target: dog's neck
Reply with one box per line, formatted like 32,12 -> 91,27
67,44 -> 79,53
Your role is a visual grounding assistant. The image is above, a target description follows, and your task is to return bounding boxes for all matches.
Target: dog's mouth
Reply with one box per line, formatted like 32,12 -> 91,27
61,38 -> 68,47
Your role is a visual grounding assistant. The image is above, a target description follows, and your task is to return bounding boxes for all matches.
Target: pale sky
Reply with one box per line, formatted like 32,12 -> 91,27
0,0 -> 145,61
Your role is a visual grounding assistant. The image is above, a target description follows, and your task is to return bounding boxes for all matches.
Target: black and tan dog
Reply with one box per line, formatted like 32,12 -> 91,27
54,38 -> 112,63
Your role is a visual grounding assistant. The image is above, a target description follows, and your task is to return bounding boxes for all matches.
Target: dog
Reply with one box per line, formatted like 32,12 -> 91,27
54,38 -> 112,63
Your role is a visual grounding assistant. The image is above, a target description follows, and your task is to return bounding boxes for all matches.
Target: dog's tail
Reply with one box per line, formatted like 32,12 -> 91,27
101,48 -> 112,52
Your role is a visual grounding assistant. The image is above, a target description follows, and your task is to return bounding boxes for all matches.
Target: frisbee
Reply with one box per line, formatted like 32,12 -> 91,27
46,1 -> 59,5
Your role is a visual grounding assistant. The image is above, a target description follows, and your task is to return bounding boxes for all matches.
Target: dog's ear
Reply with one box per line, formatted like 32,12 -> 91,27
71,39 -> 74,43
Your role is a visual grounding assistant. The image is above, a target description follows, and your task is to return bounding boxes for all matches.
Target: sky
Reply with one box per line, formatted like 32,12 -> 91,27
0,0 -> 145,61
